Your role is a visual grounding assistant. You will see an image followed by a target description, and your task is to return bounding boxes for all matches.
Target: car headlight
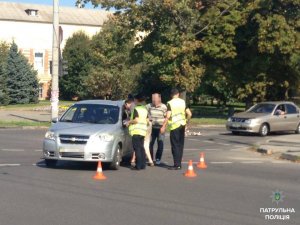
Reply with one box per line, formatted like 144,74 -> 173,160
244,119 -> 252,124
99,134 -> 114,142
227,117 -> 232,122
45,131 -> 55,140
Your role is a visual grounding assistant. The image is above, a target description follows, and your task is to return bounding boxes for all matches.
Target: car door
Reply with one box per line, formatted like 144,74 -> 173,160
285,104 -> 300,131
270,104 -> 289,131
121,108 -> 132,155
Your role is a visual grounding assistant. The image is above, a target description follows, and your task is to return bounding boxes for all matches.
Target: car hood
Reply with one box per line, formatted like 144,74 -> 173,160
232,112 -> 270,119
49,122 -> 119,136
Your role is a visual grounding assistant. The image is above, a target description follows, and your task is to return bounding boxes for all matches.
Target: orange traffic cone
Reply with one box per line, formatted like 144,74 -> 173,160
93,161 -> 107,180
197,152 -> 207,169
184,160 -> 197,177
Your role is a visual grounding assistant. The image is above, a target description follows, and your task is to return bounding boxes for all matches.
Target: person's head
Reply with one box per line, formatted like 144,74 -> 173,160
170,88 -> 180,98
124,99 -> 133,110
134,93 -> 146,104
152,93 -> 162,106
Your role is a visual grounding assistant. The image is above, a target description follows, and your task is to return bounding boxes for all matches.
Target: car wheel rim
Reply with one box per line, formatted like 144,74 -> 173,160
116,148 -> 120,166
262,126 -> 268,135
298,125 -> 300,133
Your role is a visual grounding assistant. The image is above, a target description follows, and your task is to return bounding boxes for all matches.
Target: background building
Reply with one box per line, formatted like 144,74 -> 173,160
0,1 -> 109,99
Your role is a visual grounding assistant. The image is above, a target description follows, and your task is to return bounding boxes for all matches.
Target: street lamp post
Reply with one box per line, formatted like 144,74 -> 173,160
51,0 -> 60,120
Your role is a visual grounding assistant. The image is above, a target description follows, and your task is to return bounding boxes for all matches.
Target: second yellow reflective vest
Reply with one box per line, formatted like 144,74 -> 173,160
129,105 -> 148,137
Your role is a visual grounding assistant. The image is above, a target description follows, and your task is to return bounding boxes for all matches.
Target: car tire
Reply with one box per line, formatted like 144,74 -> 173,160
232,131 -> 240,135
109,145 -> 122,170
295,123 -> 300,134
259,123 -> 269,137
45,159 -> 57,168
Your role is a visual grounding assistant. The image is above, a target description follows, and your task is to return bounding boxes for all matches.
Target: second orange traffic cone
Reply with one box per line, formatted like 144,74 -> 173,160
93,161 -> 107,180
197,152 -> 207,169
184,160 -> 197,178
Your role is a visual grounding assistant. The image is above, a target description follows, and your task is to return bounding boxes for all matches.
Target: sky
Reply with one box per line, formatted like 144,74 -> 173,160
0,0 -> 95,8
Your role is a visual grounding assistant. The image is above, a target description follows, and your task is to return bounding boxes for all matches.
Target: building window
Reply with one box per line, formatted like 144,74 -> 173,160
34,52 -> 44,69
39,84 -> 43,98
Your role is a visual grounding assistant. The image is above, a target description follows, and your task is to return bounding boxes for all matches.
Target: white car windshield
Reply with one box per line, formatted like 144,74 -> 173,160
60,104 -> 120,124
247,103 -> 276,114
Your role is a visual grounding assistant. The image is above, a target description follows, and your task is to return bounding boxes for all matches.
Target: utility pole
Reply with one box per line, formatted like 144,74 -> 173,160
51,0 -> 59,120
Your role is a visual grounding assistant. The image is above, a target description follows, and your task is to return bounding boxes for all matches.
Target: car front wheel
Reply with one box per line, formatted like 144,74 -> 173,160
295,123 -> 300,134
109,145 -> 122,170
45,159 -> 57,168
259,123 -> 269,137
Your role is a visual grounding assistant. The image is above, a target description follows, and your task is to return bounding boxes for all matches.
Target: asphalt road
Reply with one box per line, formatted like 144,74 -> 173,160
0,128 -> 299,225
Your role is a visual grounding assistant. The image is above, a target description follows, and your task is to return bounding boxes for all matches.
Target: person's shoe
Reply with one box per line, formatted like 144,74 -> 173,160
168,166 -> 182,170
130,161 -> 136,167
155,159 -> 161,165
148,162 -> 155,167
130,166 -> 140,171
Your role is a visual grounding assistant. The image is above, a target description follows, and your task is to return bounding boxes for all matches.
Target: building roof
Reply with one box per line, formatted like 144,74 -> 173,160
0,1 -> 110,26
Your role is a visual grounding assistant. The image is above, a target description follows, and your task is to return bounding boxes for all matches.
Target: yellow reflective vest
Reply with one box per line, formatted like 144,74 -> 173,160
167,98 -> 186,131
129,105 -> 148,136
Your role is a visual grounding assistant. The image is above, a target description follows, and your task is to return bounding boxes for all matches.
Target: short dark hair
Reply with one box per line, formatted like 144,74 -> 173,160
127,94 -> 134,101
125,99 -> 133,104
134,93 -> 146,102
170,88 -> 179,97
152,92 -> 161,97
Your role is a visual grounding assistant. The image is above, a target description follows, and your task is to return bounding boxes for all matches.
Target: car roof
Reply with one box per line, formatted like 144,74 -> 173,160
257,101 -> 296,105
74,100 -> 124,107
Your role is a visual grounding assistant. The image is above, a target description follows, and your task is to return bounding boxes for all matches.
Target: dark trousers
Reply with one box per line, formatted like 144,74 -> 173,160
170,125 -> 185,167
150,128 -> 164,160
132,135 -> 146,169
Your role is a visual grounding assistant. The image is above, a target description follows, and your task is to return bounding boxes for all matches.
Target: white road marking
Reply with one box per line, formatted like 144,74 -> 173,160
0,163 -> 21,167
34,149 -> 43,152
203,140 -> 214,143
32,163 -> 46,166
187,138 -> 202,141
218,143 -> 231,146
241,161 -> 263,164
210,161 -> 233,164
1,149 -> 24,152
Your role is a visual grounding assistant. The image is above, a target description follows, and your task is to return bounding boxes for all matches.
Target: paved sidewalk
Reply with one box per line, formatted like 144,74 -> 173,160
258,134 -> 300,162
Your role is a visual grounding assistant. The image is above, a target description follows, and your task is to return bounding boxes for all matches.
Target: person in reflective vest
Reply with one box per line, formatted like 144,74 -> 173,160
160,88 -> 192,170
128,94 -> 149,170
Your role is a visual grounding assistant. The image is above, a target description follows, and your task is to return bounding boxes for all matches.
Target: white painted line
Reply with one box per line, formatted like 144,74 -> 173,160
0,163 -> 21,167
1,149 -> 24,152
218,143 -> 230,146
203,140 -> 214,143
33,163 -> 46,166
241,161 -> 263,164
187,138 -> 202,141
210,161 -> 233,164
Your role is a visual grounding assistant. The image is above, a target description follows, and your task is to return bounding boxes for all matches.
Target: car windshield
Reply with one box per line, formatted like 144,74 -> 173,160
247,103 -> 276,114
60,104 -> 120,124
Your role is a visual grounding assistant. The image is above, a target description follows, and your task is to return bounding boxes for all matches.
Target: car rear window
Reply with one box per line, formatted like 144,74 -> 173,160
60,104 -> 120,124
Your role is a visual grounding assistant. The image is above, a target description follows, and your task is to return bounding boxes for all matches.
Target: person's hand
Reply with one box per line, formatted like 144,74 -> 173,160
160,126 -> 166,134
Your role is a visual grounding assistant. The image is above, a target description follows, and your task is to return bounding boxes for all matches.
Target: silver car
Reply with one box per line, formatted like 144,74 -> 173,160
226,101 -> 300,136
43,100 -> 132,169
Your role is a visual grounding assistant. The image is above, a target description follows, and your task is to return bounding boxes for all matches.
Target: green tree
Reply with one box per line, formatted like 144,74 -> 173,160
85,17 -> 140,99
6,42 -> 39,104
60,31 -> 92,100
0,41 -> 9,105
231,0 -> 300,102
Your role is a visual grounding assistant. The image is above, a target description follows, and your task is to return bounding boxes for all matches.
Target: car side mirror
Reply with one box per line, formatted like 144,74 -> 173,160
51,117 -> 59,123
